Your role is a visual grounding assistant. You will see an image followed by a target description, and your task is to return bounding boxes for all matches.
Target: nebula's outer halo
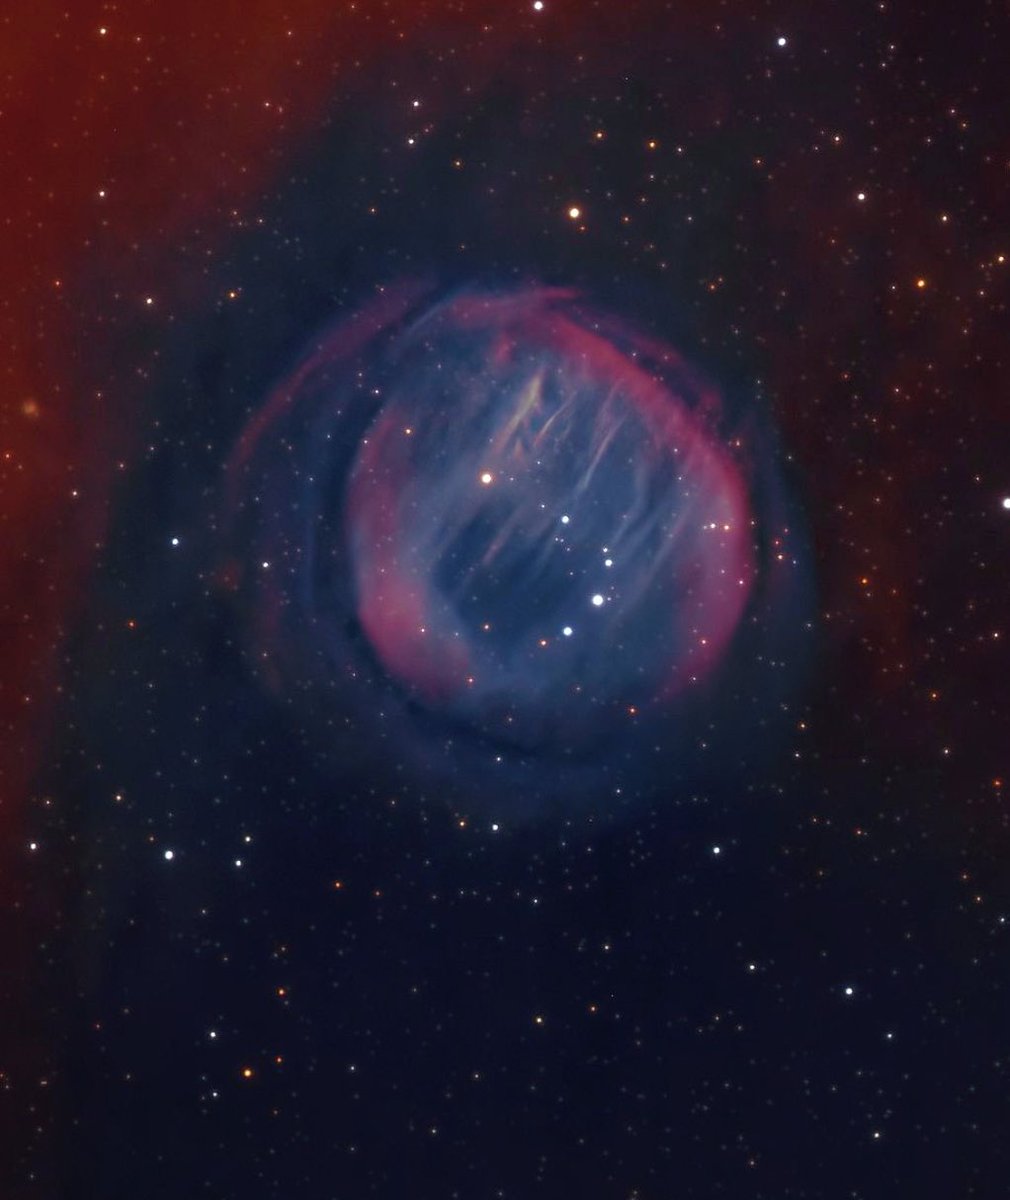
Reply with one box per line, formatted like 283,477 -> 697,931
224,284 -> 802,817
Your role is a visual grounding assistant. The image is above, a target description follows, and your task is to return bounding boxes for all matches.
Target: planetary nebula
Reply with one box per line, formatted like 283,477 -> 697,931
224,284 -> 802,814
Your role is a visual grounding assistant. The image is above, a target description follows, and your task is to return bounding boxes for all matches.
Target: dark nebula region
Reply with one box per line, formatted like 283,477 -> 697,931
225,282 -> 807,815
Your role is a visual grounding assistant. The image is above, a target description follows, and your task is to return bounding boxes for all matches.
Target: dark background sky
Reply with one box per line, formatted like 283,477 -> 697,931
3,2 -> 1010,1196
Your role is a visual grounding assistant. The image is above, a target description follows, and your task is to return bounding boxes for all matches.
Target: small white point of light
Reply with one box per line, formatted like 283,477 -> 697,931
591,593 -> 604,607
170,536 -> 180,547
776,35 -> 787,47
28,841 -> 39,852
1001,497 -> 1010,511
844,985 -> 855,996
480,471 -> 494,485
560,514 -> 570,525
857,192 -> 866,202
604,558 -> 613,567
711,845 -> 722,855
533,0 -> 544,9
491,822 -> 500,832
163,849 -> 175,861
562,626 -> 573,637
567,206 -> 581,220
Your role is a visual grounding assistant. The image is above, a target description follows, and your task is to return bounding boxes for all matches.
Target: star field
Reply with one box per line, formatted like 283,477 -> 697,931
3,2 -> 1010,1198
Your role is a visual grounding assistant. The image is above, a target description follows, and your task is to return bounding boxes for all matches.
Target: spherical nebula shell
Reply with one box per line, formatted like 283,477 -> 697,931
225,284 -> 803,815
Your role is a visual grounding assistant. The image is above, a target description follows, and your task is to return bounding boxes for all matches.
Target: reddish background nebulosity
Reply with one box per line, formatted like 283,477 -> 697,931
0,0 -> 500,820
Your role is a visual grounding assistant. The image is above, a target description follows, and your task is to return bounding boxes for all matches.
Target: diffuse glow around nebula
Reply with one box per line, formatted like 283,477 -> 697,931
224,283 -> 808,817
